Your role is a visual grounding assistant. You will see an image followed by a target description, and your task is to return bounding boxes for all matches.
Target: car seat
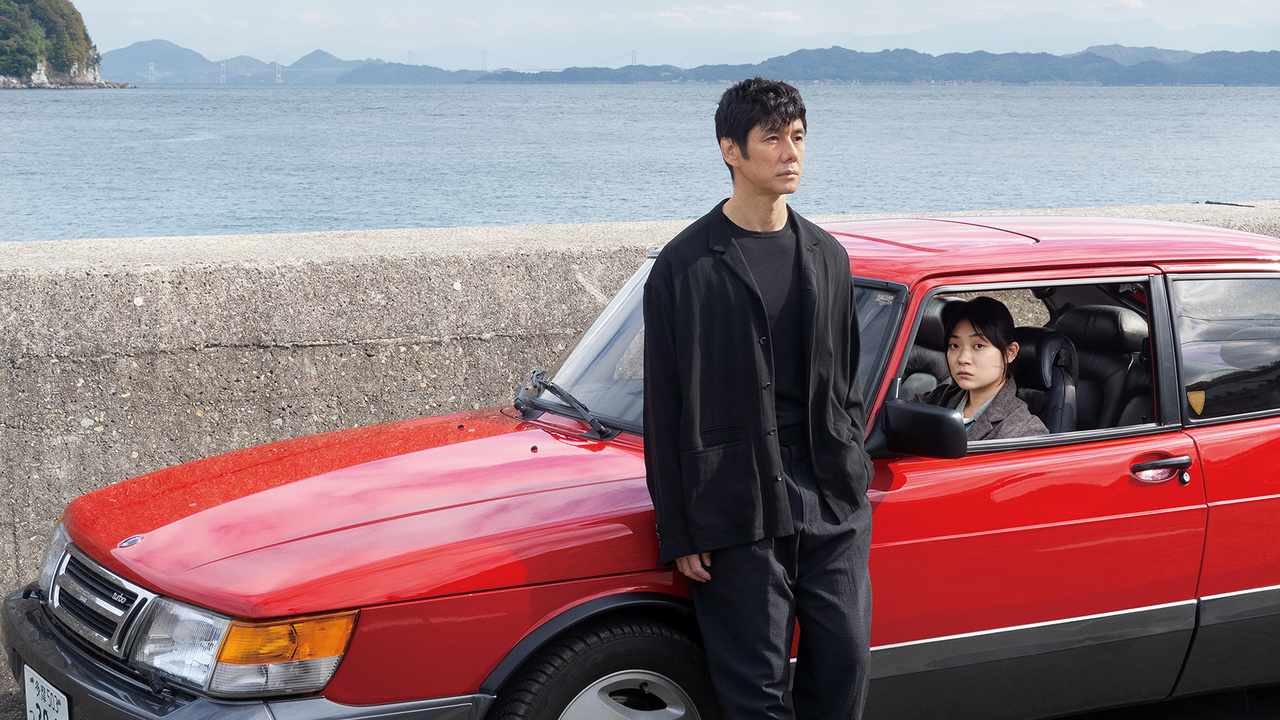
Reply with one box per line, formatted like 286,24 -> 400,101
900,297 -> 963,399
1055,305 -> 1149,430
1014,327 -> 1079,433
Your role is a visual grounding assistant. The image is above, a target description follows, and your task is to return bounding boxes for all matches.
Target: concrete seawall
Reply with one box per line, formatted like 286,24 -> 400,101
1,201 -> 1278,714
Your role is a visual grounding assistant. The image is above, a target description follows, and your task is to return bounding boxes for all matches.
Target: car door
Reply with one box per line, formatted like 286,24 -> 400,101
1164,271 -> 1280,696
864,273 -> 1207,720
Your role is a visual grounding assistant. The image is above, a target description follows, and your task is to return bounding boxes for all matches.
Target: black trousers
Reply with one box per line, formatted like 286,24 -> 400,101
691,443 -> 873,720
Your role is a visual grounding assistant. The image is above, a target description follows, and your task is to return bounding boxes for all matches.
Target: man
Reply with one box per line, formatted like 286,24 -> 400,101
643,77 -> 873,719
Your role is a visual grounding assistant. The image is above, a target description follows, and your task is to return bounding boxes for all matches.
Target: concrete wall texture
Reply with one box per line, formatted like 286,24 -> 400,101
1,201 -> 1278,714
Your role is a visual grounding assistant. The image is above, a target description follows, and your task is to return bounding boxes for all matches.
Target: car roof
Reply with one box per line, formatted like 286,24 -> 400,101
821,216 -> 1280,286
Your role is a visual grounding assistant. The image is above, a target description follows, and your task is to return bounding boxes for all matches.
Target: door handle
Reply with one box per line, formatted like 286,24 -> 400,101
1130,455 -> 1193,485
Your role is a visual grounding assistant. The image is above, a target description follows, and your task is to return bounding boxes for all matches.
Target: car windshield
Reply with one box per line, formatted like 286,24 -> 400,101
542,258 -> 905,434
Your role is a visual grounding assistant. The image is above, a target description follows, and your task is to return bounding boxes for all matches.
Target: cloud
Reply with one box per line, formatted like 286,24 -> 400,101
1084,0 -> 1150,13
648,5 -> 803,28
196,10 -> 247,31
759,11 -> 802,23
654,6 -> 718,24
295,12 -> 335,27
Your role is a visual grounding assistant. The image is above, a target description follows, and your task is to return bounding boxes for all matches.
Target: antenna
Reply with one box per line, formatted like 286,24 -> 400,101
148,62 -> 154,83
482,50 -> 487,72
632,50 -> 637,66
408,50 -> 413,66
275,53 -> 282,84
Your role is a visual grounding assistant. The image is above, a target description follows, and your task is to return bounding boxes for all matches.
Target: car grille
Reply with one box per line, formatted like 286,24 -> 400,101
49,546 -> 156,659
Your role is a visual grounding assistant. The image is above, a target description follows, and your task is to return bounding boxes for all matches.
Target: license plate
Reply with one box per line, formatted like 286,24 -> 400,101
24,665 -> 70,720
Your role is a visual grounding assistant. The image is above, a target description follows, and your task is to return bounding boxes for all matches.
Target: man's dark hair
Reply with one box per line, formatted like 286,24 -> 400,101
715,77 -> 807,179
942,296 -> 1018,379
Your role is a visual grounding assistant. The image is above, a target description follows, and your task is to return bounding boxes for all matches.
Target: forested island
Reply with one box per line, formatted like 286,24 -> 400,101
0,0 -> 120,87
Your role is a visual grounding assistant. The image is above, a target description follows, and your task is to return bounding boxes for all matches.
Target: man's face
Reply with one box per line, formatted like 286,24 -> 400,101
721,118 -> 806,197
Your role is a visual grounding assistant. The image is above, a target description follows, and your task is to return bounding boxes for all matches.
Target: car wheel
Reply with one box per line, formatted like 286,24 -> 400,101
488,619 -> 720,720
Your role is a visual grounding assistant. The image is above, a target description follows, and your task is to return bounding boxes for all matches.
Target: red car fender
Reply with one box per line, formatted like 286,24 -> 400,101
322,570 -> 690,705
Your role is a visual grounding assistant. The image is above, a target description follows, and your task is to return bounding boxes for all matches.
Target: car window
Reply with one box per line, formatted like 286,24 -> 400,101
901,280 -> 1157,442
854,280 -> 906,396
947,288 -> 1050,327
546,260 -> 905,432
1171,276 -> 1280,421
550,259 -> 650,429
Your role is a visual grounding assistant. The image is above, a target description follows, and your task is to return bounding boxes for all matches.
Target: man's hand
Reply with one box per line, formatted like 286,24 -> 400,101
676,552 -> 713,582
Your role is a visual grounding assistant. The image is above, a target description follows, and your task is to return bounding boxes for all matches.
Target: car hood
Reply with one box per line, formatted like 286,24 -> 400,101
64,408 -> 655,618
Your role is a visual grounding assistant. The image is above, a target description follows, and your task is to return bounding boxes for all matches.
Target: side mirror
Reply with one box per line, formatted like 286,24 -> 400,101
883,399 -> 968,459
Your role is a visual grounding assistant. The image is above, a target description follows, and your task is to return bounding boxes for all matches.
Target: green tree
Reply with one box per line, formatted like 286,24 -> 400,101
0,0 -> 97,77
0,2 -> 42,77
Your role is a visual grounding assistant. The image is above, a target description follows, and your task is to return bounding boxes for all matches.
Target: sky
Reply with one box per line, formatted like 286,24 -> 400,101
75,0 -> 1280,69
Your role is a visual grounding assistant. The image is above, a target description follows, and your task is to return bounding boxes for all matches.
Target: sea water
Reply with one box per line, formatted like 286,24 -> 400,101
1,83 -> 1277,242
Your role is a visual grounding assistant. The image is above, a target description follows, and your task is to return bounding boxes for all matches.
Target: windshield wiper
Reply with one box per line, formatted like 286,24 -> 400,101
514,369 -> 621,441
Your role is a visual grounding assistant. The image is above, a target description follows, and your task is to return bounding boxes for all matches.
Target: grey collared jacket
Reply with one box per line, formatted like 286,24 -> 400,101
914,379 -> 1050,441
642,200 -> 873,564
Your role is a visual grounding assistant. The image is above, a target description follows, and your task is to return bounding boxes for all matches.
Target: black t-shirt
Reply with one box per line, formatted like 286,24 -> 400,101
727,214 -> 808,432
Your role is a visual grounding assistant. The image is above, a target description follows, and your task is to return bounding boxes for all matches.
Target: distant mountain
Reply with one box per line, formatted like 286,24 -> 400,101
99,40 -> 377,83
1079,44 -> 1198,65
223,55 -> 269,73
809,15 -> 1280,57
477,64 -> 685,84
335,62 -> 483,84
1177,50 -> 1280,85
93,40 -> 1280,87
473,46 -> 1280,86
99,39 -> 205,82
310,15 -> 1276,75
290,49 -> 368,70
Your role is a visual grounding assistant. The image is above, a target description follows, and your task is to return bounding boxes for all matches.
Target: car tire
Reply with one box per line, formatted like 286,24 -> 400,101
488,618 -> 720,720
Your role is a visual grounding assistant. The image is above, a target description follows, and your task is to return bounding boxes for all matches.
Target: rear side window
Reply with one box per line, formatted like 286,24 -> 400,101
1171,276 -> 1280,421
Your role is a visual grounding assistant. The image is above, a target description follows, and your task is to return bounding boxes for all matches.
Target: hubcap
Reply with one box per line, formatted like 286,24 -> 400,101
559,669 -> 700,720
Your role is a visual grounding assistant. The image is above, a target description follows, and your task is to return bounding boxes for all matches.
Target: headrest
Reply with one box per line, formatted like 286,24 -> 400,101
1015,327 -> 1078,391
1220,326 -> 1280,371
915,296 -> 964,351
1055,305 -> 1147,353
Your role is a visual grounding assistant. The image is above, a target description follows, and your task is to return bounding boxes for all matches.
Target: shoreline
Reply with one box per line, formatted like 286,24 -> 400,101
0,64 -> 132,89
3,200 -> 1276,254
0,79 -> 132,89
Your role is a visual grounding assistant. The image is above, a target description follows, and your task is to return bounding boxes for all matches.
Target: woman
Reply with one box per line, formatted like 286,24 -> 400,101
914,296 -> 1049,440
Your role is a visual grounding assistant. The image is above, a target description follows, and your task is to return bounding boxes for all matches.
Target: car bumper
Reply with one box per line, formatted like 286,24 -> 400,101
3,589 -> 494,720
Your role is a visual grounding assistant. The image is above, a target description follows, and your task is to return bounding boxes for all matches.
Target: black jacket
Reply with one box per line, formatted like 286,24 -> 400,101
643,201 -> 873,564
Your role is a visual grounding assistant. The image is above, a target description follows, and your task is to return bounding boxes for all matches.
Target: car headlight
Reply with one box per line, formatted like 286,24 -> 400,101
36,521 -> 72,597
131,597 -> 357,697
131,597 -> 229,689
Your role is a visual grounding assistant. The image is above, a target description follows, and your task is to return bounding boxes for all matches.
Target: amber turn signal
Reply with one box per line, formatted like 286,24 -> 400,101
217,611 -> 357,665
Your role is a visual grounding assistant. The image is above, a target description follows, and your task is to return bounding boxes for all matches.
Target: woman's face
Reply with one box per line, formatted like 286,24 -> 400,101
947,319 -> 1019,395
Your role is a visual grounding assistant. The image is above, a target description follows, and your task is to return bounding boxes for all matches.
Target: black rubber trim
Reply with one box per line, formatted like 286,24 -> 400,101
1174,585 -> 1280,696
1148,276 -> 1183,427
478,592 -> 693,695
870,600 -> 1195,680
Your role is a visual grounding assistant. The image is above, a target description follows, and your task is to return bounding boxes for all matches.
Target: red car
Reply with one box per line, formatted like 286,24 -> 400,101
7,216 -> 1280,720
